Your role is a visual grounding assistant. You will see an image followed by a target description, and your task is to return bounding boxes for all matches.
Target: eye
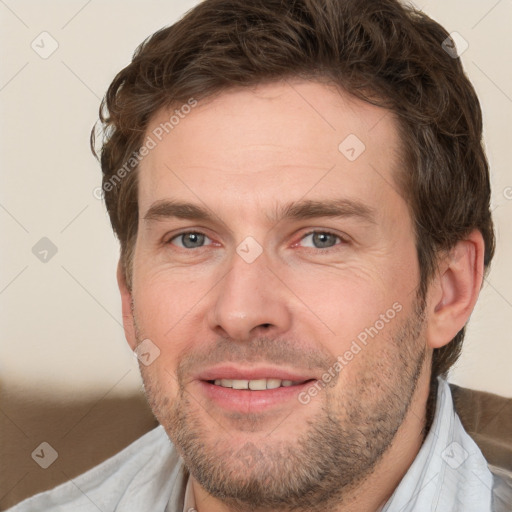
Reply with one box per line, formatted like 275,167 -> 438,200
299,231 -> 344,249
168,232 -> 212,249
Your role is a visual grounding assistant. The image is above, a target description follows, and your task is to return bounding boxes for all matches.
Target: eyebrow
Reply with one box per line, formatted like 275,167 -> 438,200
142,198 -> 376,225
274,198 -> 376,225
144,200 -> 213,223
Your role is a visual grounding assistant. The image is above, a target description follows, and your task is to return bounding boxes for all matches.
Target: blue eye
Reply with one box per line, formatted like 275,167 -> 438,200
301,232 -> 342,249
170,232 -> 211,249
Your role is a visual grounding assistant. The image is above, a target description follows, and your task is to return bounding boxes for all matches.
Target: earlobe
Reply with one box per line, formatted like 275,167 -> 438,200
117,260 -> 137,351
426,230 -> 485,349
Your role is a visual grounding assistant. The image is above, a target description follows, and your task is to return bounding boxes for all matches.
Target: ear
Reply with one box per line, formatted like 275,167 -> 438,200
425,230 -> 485,349
117,260 -> 137,351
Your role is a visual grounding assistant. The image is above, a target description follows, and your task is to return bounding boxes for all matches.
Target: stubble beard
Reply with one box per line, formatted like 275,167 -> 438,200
137,299 -> 427,512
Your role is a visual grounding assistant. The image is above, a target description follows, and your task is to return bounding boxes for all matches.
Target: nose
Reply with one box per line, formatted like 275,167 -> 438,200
207,249 -> 292,342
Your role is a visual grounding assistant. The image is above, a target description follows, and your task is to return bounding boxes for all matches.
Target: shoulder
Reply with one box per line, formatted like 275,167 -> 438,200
7,426 -> 183,512
450,382 -> 512,511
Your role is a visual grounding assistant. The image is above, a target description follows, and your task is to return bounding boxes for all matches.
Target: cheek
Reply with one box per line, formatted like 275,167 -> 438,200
280,251 -> 418,362
131,272 -> 205,384
281,263 -> 400,337
133,264 -> 209,330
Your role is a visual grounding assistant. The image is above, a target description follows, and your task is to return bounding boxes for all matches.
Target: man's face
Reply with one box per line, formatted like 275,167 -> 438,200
126,81 -> 429,509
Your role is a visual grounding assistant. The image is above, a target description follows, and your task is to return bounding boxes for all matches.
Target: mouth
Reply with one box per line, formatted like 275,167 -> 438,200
194,366 -> 318,413
207,378 -> 311,390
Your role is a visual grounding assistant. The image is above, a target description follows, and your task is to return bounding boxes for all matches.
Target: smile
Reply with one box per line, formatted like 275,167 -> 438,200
210,378 -> 307,390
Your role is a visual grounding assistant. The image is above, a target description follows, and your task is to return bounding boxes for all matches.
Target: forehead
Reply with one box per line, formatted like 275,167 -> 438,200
138,80 -> 405,221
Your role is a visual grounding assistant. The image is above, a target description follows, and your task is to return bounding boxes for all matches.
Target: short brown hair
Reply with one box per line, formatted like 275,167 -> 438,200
92,0 -> 495,381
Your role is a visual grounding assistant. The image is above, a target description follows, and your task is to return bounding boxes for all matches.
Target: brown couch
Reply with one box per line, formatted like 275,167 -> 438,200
1,383 -> 511,510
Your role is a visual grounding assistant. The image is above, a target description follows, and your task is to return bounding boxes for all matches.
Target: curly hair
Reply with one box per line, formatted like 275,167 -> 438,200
92,0 -> 495,382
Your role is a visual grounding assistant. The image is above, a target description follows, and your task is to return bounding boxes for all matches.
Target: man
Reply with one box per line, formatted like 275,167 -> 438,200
9,0 -> 505,510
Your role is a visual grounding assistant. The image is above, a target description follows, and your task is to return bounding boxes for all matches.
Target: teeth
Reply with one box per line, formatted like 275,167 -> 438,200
232,379 -> 249,390
249,379 -> 267,390
266,378 -> 281,389
212,378 -> 303,390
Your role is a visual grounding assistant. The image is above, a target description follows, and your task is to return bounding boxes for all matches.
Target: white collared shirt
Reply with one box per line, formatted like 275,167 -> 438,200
8,379 -> 498,512
381,378 -> 493,511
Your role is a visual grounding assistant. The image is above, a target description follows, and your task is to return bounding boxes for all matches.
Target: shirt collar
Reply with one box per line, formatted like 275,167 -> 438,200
382,377 -> 493,511
183,475 -> 196,512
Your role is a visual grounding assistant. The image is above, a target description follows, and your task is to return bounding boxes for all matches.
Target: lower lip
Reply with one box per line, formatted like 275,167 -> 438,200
196,380 -> 317,413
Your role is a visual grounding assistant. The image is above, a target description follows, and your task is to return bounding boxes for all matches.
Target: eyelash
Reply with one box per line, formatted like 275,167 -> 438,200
166,230 -> 348,252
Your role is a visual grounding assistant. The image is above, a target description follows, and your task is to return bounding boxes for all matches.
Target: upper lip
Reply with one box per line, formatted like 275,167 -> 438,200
195,365 -> 317,382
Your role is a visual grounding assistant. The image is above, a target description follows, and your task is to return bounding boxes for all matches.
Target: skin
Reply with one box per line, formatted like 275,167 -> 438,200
118,80 -> 485,512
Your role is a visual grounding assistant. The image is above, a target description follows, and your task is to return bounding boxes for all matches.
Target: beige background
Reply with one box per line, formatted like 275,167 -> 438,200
1,0 -> 511,441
